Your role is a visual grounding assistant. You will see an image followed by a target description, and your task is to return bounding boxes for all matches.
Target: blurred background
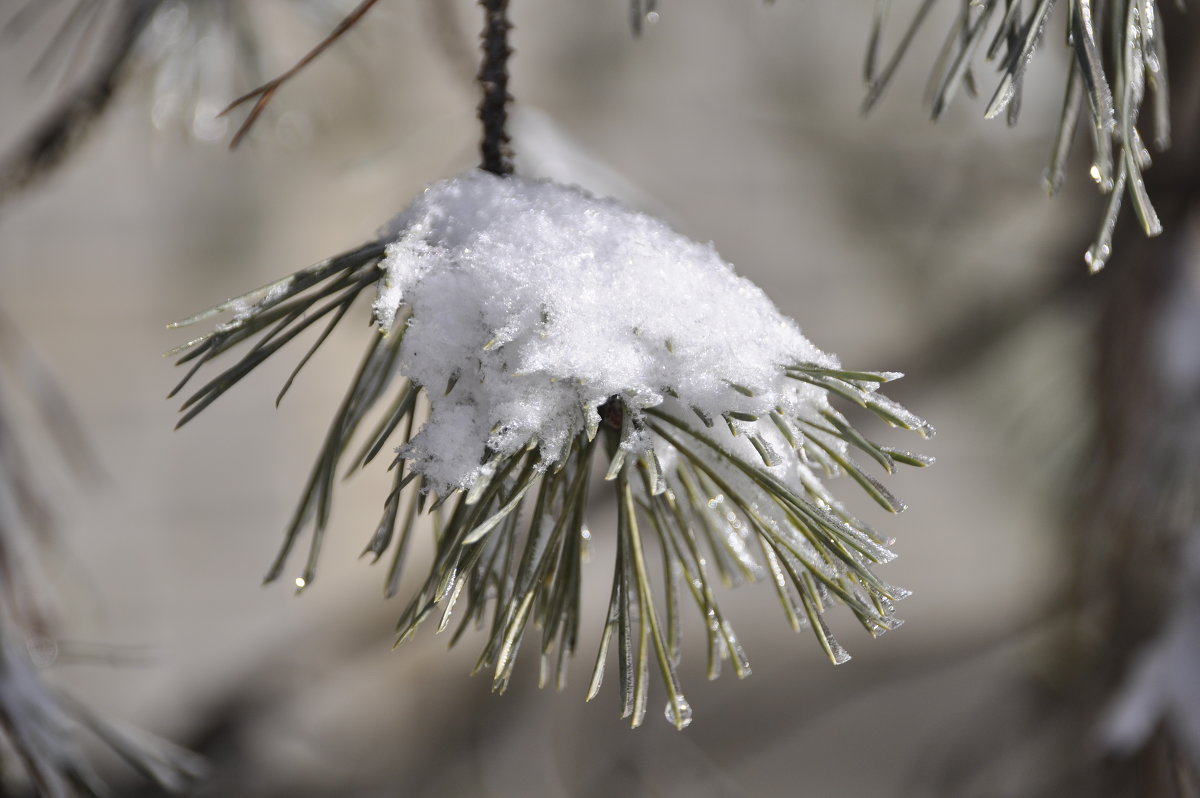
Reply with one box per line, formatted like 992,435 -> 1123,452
0,1 -> 1193,796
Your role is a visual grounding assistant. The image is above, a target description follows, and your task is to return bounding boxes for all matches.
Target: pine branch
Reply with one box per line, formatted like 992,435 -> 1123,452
168,172 -> 933,727
864,0 -> 1180,270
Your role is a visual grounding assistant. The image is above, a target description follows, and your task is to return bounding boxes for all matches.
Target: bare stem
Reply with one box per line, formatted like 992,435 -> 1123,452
221,0 -> 382,149
478,0 -> 513,176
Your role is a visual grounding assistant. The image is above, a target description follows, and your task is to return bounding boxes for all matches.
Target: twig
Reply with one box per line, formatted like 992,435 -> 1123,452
478,0 -> 513,176
220,0 -> 382,149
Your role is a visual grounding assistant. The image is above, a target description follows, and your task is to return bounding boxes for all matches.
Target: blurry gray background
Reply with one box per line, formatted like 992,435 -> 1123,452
0,1 -> 1103,795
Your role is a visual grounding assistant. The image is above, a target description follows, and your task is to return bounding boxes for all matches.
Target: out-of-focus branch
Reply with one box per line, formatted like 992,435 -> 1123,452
0,0 -> 158,210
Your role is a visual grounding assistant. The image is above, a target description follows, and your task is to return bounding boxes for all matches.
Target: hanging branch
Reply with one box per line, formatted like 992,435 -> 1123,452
219,0 -> 382,149
478,0 -> 514,176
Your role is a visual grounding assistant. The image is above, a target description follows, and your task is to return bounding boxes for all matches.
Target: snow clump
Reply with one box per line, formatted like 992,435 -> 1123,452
374,170 -> 840,492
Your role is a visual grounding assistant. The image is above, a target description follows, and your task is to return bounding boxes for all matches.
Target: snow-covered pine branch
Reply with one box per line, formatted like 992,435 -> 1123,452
171,170 -> 933,727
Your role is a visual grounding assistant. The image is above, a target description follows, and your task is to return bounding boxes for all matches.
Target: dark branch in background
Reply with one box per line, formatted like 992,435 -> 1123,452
219,0 -> 381,149
478,0 -> 513,176
919,11 -> 1200,797
0,0 -> 158,209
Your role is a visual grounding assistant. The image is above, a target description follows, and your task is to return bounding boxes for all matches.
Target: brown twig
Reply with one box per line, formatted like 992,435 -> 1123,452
478,0 -> 513,176
220,0 -> 382,149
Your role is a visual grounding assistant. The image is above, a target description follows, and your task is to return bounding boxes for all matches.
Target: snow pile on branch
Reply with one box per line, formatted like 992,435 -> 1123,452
375,170 -> 843,492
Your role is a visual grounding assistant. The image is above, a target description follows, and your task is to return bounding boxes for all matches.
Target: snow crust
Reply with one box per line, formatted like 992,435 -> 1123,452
375,170 -> 838,491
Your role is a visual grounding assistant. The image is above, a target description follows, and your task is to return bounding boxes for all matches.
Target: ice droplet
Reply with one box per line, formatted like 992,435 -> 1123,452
664,696 -> 693,729
580,525 -> 593,562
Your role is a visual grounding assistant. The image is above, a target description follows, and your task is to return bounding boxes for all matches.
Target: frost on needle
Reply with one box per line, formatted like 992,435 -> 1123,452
170,170 -> 933,728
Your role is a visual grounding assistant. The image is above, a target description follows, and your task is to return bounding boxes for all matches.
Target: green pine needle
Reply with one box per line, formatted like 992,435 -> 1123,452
169,251 -> 932,727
